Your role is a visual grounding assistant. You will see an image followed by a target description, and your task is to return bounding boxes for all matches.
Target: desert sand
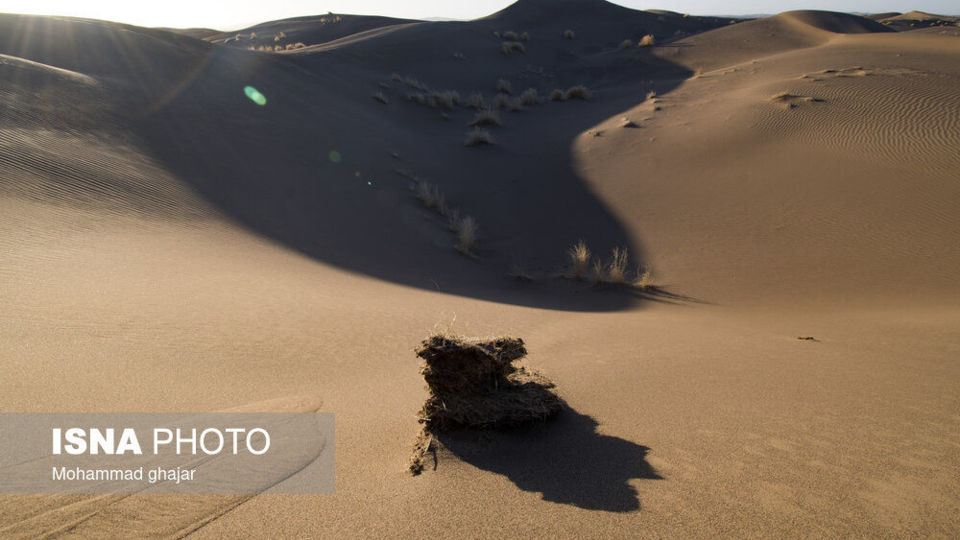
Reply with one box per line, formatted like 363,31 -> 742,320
1,0 -> 959,536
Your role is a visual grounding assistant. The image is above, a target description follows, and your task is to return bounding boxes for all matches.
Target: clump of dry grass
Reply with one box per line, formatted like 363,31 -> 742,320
619,39 -> 634,50
455,216 -> 478,254
464,128 -> 495,146
518,88 -> 538,106
407,92 -> 427,105
567,240 -> 591,279
494,93 -> 512,109
637,34 -> 656,47
563,29 -> 575,39
549,89 -> 565,101
564,85 -> 591,100
409,335 -> 562,474
391,73 -> 402,81
372,92 -> 388,104
430,90 -> 460,110
501,41 -> 525,54
496,79 -> 513,94
646,90 -> 657,100
414,181 -> 445,212
502,31 -> 519,41
453,52 -> 466,60
605,247 -> 629,283
466,93 -> 485,110
633,267 -> 654,290
520,31 -> 530,42
469,109 -> 502,127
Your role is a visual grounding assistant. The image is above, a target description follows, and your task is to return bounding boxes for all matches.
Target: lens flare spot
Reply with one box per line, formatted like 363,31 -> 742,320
328,150 -> 342,163
367,181 -> 373,186
243,86 -> 267,106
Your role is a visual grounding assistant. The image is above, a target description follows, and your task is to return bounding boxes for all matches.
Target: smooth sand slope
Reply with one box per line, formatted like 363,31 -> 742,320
1,1 -> 959,537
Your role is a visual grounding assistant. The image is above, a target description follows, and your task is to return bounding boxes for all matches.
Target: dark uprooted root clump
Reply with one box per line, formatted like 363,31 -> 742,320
409,335 -> 562,474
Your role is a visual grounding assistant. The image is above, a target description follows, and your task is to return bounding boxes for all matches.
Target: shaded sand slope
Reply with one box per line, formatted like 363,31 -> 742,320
2,2 -> 959,538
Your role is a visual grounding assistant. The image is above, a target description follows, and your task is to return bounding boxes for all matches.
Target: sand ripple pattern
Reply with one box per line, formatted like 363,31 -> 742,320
0,128 -> 209,219
757,70 -> 960,175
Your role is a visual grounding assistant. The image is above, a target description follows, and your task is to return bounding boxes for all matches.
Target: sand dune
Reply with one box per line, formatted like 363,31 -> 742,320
1,0 -> 959,536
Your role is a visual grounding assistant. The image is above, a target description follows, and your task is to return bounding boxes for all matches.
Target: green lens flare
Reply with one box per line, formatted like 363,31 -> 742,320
328,150 -> 341,163
243,86 -> 267,106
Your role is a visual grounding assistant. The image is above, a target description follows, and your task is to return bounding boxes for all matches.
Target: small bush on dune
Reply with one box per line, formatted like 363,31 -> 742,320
501,41 -> 525,54
494,93 -> 512,109
430,90 -> 460,110
564,85 -> 590,100
466,93 -> 484,110
496,79 -> 513,94
407,92 -> 427,105
415,181 -> 445,212
519,88 -> 538,106
638,34 -> 656,47
372,92 -> 388,104
456,216 -> 478,254
567,240 -> 591,279
520,31 -> 530,42
391,73 -> 402,81
605,248 -> 629,283
549,89 -> 565,101
464,128 -> 495,147
633,267 -> 654,290
563,29 -> 575,39
469,109 -> 502,127
503,31 -> 519,40
619,39 -> 634,50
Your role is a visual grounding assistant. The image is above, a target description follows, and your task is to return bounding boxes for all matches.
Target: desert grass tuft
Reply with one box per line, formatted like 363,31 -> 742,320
414,181 -> 446,212
605,248 -> 629,283
564,85 -> 591,100
502,31 -> 519,41
496,79 -> 513,94
633,267 -> 654,290
563,29 -> 575,39
567,240 -> 592,279
372,92 -> 388,104
494,93 -> 512,109
520,31 -> 530,42
549,89 -> 565,101
646,90 -> 657,100
518,88 -> 538,106
430,90 -> 460,110
619,39 -> 634,50
466,92 -> 485,110
501,41 -> 525,54
637,34 -> 656,47
455,216 -> 478,254
469,109 -> 502,127
464,128 -> 495,147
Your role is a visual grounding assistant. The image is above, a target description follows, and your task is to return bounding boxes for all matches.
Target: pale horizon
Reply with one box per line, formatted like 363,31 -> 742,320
0,0 -> 956,31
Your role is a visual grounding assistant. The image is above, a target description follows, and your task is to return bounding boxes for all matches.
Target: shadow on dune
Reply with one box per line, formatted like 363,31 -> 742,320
435,405 -> 661,512
0,7 -> 715,312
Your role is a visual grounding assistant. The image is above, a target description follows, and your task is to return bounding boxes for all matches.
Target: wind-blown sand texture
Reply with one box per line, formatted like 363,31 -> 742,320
1,0 -> 958,536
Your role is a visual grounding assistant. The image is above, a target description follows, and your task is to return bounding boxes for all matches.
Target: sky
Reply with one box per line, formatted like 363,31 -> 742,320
0,1 -> 955,30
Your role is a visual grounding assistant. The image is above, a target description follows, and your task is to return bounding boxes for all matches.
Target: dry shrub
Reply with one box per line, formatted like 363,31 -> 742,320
503,31 -> 519,40
501,41 -> 525,54
469,109 -> 502,127
567,240 -> 591,279
520,31 -> 530,41
466,93 -> 484,110
456,216 -> 478,254
496,79 -> 513,94
549,89 -> 565,101
494,93 -> 512,109
372,92 -> 388,104
430,90 -> 460,110
391,73 -> 402,81
605,248 -> 629,283
619,39 -> 634,50
409,335 -> 562,474
633,267 -> 654,290
564,85 -> 590,100
464,128 -> 495,146
519,88 -> 538,106
415,181 -> 445,212
638,34 -> 656,47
